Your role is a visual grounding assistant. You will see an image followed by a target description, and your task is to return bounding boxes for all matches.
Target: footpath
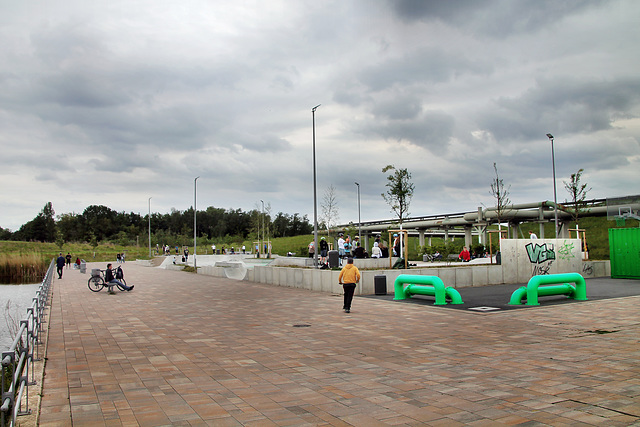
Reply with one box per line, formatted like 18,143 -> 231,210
38,262 -> 640,426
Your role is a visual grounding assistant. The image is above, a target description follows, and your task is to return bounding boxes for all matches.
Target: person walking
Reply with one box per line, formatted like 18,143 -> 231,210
338,258 -> 360,313
56,253 -> 66,279
65,252 -> 72,269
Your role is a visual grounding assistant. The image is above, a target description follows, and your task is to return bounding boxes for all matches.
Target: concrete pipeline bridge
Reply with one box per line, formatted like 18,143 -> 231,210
335,196 -> 640,250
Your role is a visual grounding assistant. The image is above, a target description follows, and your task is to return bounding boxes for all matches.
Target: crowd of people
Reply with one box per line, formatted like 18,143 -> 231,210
309,233 -> 395,265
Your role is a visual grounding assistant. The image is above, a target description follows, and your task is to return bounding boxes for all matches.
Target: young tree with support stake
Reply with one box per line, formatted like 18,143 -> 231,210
320,184 -> 339,238
489,162 -> 511,236
381,165 -> 414,265
563,168 -> 592,228
381,165 -> 414,227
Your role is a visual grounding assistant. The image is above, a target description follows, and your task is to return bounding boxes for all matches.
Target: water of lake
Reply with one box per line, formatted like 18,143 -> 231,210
0,284 -> 40,350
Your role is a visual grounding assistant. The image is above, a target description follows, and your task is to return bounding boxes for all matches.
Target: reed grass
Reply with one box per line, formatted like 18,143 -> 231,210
0,252 -> 48,284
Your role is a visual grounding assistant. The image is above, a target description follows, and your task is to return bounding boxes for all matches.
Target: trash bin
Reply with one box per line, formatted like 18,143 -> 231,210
80,260 -> 86,273
374,275 -> 387,295
496,251 -> 501,265
328,250 -> 339,268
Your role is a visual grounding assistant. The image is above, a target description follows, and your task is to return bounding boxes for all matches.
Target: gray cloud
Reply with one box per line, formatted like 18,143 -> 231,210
357,47 -> 493,92
0,0 -> 638,231
389,0 -> 605,37
350,110 -> 455,150
478,77 -> 640,141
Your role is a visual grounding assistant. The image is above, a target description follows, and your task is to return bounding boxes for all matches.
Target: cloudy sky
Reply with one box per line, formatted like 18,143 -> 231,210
1,0 -> 639,231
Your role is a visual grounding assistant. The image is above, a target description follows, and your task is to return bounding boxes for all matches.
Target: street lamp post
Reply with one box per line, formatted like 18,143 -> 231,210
194,176 -> 200,271
546,134 -> 558,238
260,200 -> 265,258
311,104 -> 321,268
148,197 -> 152,258
354,182 -> 361,242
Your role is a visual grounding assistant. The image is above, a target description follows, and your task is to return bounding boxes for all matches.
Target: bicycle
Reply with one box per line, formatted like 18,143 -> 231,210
88,266 -> 128,292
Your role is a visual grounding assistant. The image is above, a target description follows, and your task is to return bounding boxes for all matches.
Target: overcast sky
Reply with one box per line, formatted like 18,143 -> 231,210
1,0 -> 639,231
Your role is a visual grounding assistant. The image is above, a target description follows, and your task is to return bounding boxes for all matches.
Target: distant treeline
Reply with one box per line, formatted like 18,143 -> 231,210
1,202 -> 313,245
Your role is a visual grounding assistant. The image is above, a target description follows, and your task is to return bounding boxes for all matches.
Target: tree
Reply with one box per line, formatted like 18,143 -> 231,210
81,205 -> 118,242
381,165 -> 414,226
489,163 -> 511,232
563,168 -> 592,227
15,202 -> 56,242
320,184 -> 339,236
57,213 -> 82,243
272,212 -> 290,237
0,226 -> 11,240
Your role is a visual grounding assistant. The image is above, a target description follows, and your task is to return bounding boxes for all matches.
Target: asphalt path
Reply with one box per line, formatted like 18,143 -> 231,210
364,277 -> 640,312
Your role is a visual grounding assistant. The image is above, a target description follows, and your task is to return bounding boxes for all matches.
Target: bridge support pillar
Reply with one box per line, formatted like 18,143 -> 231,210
464,226 -> 472,249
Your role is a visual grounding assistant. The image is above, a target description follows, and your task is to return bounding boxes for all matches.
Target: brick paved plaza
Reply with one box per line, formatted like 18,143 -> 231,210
38,262 -> 640,426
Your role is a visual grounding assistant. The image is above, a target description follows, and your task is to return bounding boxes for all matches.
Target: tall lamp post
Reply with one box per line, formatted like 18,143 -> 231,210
354,182 -> 361,242
546,134 -> 558,238
148,197 -> 152,258
194,176 -> 200,271
311,104 -> 321,268
260,200 -> 265,257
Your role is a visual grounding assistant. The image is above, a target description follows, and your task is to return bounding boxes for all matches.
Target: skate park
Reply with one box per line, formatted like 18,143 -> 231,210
150,196 -> 639,312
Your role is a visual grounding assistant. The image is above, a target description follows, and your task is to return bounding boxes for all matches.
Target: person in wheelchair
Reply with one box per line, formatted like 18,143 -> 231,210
105,263 -> 134,291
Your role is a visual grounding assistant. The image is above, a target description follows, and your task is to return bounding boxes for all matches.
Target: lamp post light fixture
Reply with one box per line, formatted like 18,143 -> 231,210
148,197 -> 152,258
311,104 -> 321,268
194,176 -> 200,271
546,133 -> 558,238
354,182 -> 361,242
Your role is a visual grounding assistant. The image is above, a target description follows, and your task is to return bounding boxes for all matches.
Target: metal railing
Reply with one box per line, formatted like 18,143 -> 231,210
1,259 -> 53,427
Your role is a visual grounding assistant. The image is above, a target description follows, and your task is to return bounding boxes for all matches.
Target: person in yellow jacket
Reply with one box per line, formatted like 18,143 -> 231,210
338,258 -> 360,313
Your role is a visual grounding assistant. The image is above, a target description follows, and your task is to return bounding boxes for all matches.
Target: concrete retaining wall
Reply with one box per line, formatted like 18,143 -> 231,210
270,256 -> 396,269
157,257 -> 610,296
199,260 -> 609,295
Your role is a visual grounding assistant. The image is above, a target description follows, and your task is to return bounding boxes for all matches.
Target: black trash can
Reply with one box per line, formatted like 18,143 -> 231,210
374,275 -> 387,295
328,250 -> 339,268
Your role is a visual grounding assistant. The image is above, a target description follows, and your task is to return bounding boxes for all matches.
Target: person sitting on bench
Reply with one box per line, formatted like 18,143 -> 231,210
105,263 -> 134,291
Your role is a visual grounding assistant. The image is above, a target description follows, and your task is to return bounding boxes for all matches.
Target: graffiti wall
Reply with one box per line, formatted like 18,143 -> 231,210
500,239 -> 582,283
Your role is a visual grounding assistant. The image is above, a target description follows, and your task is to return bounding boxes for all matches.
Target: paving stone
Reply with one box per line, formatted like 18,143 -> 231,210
38,262 -> 640,426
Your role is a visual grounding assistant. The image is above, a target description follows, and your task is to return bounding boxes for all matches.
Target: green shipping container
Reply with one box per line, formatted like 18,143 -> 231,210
609,228 -> 640,279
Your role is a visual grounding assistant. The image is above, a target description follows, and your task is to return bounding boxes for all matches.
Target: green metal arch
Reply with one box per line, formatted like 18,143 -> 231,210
509,272 -> 587,306
393,274 -> 463,305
